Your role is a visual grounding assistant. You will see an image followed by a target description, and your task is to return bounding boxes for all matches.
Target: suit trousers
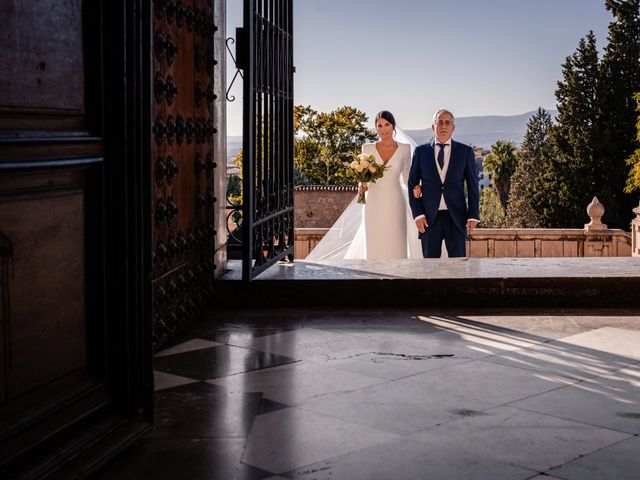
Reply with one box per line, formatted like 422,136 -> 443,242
421,210 -> 466,258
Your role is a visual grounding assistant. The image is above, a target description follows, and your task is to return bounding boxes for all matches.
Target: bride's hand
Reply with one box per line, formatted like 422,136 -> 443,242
413,185 -> 422,198
358,183 -> 368,195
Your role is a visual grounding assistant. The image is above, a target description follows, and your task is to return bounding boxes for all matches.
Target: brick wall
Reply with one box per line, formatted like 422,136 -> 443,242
294,186 -> 357,228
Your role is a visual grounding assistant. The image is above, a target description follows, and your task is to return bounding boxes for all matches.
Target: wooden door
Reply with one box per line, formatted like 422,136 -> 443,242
0,1 -> 151,477
151,0 -> 220,348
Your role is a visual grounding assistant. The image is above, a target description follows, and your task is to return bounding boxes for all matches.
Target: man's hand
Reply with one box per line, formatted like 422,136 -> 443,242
415,217 -> 428,233
466,219 -> 479,232
412,185 -> 422,198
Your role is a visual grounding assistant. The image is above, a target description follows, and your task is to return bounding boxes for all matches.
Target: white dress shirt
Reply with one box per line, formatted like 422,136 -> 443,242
435,139 -> 452,210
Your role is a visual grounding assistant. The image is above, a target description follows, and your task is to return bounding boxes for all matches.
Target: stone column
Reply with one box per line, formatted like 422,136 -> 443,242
213,0 -> 227,278
632,202 -> 640,257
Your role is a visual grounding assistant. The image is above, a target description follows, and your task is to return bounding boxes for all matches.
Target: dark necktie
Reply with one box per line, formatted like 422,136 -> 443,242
437,143 -> 446,169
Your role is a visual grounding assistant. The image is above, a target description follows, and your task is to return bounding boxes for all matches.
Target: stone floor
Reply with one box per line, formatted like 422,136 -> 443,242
216,258 -> 640,308
227,257 -> 640,280
96,307 -> 640,480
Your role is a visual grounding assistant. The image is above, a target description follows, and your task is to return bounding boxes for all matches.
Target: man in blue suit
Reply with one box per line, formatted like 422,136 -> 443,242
408,109 -> 480,258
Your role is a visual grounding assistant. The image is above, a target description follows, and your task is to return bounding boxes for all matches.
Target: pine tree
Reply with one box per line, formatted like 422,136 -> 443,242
505,108 -> 553,228
540,32 -> 601,228
597,0 -> 640,227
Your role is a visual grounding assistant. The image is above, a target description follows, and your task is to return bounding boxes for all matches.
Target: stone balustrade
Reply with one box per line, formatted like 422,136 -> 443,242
295,227 -> 631,259
295,228 -> 329,259
467,227 -> 630,258
294,191 -> 632,259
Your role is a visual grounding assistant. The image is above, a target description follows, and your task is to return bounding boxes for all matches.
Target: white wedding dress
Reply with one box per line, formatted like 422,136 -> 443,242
305,132 -> 422,261
360,142 -> 414,258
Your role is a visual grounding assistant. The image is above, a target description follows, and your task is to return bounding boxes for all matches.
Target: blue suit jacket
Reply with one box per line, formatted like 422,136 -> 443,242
408,140 -> 480,235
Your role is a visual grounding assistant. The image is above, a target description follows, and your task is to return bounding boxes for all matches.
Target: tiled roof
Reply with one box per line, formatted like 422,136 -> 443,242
294,185 -> 357,191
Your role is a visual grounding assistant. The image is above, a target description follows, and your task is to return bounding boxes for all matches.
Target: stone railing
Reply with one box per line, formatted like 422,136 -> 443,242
632,202 -> 640,256
470,197 -> 631,257
295,227 -> 631,259
467,228 -> 630,257
295,228 -> 329,259
295,196 -> 632,259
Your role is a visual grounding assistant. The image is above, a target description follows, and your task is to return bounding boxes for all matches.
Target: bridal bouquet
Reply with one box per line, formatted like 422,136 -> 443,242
346,153 -> 388,204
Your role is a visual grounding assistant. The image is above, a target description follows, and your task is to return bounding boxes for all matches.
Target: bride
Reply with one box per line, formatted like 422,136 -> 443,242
305,110 -> 422,261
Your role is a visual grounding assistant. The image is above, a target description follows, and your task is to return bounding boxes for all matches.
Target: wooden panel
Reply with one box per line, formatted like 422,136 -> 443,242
0,0 -> 84,112
0,170 -> 87,400
0,139 -> 104,162
0,232 -> 7,403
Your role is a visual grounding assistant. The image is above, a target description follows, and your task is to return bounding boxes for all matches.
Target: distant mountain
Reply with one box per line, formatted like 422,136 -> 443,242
228,136 -> 243,160
227,110 -> 558,158
405,110 -> 557,148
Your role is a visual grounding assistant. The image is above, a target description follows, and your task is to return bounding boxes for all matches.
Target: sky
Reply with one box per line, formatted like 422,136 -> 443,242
225,0 -> 613,136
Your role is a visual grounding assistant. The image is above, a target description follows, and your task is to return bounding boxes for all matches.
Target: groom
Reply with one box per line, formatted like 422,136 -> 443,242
408,108 -> 480,258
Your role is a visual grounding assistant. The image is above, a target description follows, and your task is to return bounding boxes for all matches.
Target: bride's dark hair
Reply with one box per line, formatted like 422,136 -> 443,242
375,110 -> 396,130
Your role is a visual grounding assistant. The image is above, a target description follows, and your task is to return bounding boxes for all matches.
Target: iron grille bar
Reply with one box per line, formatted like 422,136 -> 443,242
251,205 -> 294,227
242,0 -> 294,281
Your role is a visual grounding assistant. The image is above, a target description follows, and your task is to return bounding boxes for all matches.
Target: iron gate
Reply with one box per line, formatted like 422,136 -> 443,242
240,0 -> 294,280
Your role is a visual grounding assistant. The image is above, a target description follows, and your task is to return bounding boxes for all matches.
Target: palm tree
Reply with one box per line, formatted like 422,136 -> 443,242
483,140 -> 517,210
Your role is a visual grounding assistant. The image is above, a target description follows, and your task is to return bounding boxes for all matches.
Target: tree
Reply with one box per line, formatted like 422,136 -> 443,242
294,105 -> 377,185
483,140 -> 517,210
531,2 -> 640,229
227,149 -> 243,219
479,188 -> 506,228
226,105 -> 376,190
596,0 -> 640,227
539,32 -> 602,228
625,92 -> 640,192
505,108 -> 553,228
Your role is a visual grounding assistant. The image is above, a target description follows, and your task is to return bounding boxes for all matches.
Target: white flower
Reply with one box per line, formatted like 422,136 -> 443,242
369,165 -> 377,173
360,159 -> 370,169
355,164 -> 364,172
350,160 -> 359,169
357,153 -> 370,163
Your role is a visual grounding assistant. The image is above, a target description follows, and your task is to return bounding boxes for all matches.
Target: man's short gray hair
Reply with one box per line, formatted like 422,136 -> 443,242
433,108 -> 455,125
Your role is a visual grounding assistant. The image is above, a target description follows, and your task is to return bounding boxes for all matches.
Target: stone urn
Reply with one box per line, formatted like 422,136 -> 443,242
584,196 -> 607,231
